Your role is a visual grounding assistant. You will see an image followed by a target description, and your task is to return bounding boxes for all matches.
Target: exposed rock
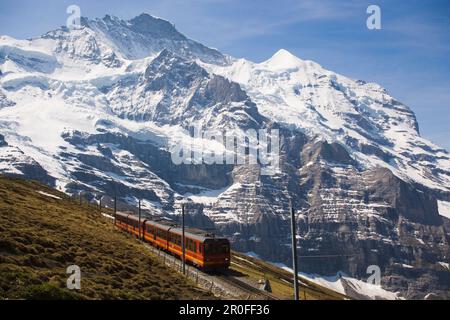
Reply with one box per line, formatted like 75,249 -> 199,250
0,134 -> 7,147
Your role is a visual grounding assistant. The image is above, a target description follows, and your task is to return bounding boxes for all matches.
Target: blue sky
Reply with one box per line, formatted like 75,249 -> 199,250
1,0 -> 449,149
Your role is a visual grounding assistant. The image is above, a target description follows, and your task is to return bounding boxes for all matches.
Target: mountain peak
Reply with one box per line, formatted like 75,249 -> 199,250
263,49 -> 304,70
273,48 -> 295,58
127,13 -> 185,41
76,13 -> 227,64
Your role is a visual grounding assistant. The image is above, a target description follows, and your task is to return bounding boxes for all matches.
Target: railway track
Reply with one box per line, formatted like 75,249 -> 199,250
231,252 -> 348,300
141,240 -> 279,299
113,219 -> 341,300
215,272 -> 280,300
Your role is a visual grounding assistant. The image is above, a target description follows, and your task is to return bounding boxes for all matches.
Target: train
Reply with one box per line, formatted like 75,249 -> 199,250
114,211 -> 231,270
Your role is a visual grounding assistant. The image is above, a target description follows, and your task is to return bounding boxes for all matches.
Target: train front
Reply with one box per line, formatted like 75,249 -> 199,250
203,238 -> 230,270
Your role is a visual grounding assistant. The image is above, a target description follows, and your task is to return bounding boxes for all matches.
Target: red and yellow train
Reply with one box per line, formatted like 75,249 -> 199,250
114,211 -> 230,270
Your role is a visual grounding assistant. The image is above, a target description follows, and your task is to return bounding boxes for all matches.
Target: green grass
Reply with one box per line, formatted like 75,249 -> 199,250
0,176 -> 212,300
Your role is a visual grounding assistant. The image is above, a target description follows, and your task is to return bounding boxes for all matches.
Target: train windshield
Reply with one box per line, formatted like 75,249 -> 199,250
204,239 -> 230,255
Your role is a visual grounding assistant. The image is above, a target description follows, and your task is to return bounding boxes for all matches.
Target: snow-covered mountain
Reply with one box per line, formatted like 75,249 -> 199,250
205,49 -> 450,193
1,13 -> 449,299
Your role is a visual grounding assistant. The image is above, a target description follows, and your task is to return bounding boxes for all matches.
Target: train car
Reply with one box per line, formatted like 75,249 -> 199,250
115,211 -> 140,236
114,212 -> 230,270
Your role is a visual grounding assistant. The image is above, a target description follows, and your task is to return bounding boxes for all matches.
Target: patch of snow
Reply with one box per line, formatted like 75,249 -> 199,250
438,201 -> 450,219
268,260 -> 403,300
244,251 -> 260,259
184,184 -> 238,204
101,213 -> 115,220
37,190 -> 61,200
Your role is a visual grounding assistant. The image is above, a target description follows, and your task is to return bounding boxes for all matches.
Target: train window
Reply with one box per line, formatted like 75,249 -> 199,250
170,233 -> 180,245
204,241 -> 229,254
185,238 -> 194,252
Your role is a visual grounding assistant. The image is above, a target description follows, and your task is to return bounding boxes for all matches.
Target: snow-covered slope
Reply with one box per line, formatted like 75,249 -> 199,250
203,49 -> 450,194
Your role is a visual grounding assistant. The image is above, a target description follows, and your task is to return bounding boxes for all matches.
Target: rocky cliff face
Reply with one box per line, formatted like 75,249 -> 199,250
1,13 -> 449,299
198,132 -> 450,299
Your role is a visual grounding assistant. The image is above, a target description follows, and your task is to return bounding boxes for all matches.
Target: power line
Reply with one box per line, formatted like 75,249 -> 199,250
296,253 -> 360,259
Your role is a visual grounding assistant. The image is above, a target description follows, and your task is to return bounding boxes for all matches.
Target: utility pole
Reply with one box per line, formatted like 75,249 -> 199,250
290,202 -> 299,300
138,199 -> 142,240
114,195 -> 117,227
182,203 -> 186,275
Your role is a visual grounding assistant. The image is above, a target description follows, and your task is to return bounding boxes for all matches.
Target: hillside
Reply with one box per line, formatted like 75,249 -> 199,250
0,176 -> 212,299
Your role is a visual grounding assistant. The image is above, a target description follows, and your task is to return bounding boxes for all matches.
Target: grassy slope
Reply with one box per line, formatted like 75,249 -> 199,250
0,176 -> 211,300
